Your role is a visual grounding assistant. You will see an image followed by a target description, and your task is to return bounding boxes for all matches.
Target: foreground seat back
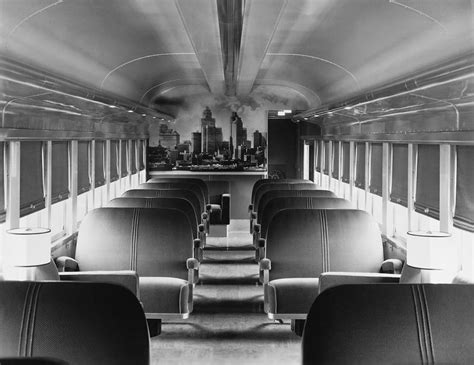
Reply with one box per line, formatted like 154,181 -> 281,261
302,284 -> 474,365
266,209 -> 383,280
253,182 -> 318,212
251,178 -> 310,206
0,281 -> 149,365
76,207 -> 193,279
107,197 -> 199,239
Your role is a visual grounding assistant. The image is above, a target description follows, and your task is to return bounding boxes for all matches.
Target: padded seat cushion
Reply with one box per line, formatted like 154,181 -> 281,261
265,278 -> 319,315
139,277 -> 191,315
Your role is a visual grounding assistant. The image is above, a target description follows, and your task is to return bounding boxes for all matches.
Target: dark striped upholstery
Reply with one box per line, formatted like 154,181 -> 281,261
253,182 -> 318,213
302,284 -> 474,365
0,281 -> 149,365
147,177 -> 209,201
263,209 -> 384,318
250,179 -> 311,206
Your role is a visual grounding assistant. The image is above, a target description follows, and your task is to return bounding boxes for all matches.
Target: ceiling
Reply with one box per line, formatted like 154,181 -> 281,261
1,0 -> 472,116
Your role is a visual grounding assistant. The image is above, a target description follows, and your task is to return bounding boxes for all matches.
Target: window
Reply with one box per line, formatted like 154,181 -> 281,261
51,142 -> 69,204
332,142 -> 339,179
95,140 -> 105,187
415,144 -> 439,219
110,140 -> 119,182
78,141 -> 90,195
323,141 -> 330,175
342,142 -> 350,183
121,140 -> 128,177
390,144 -> 408,206
131,140 -> 137,174
355,142 -> 365,188
454,145 -> 474,232
0,142 -> 5,223
20,141 -> 45,216
138,140 -> 145,171
315,141 -> 321,172
370,143 -> 382,196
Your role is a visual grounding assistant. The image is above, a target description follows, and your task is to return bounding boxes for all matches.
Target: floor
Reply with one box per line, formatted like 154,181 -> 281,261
150,225 -> 302,365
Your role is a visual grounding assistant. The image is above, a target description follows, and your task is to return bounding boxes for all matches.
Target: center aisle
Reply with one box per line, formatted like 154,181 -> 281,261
150,226 -> 302,365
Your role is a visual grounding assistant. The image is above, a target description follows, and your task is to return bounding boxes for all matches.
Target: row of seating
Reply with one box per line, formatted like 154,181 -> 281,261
2,281 -> 472,364
55,177 -> 228,336
249,178 -> 402,335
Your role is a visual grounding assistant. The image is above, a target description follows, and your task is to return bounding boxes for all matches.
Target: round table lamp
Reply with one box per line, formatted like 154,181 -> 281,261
3,228 -> 57,281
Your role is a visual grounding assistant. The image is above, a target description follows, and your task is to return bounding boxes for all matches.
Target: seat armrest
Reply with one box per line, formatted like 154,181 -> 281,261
198,225 -> 206,248
193,239 -> 203,262
198,224 -> 205,233
259,258 -> 272,284
55,256 -> 79,272
219,194 -> 230,224
318,272 -> 401,294
248,204 -> 253,212
59,270 -> 139,296
381,259 -> 403,274
187,258 -> 200,284
253,223 -> 261,234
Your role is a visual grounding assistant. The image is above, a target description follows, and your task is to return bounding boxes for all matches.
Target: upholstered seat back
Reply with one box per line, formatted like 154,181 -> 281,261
122,189 -> 203,218
0,281 -> 149,365
107,197 -> 198,238
76,208 -> 193,280
139,182 -> 206,210
147,177 -> 209,201
266,209 -> 383,280
253,183 -> 318,212
302,284 -> 474,365
251,178 -> 310,205
260,197 -> 352,239
257,190 -> 338,224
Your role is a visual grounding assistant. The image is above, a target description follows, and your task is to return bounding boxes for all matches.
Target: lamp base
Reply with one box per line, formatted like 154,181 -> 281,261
400,265 -> 455,284
2,260 -> 59,281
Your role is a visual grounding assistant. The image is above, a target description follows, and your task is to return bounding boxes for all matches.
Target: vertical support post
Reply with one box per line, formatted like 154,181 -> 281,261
349,141 -> 355,205
328,141 -> 333,191
313,140 -> 319,186
128,140 -> 132,188
439,144 -> 453,233
6,141 -> 21,229
407,144 -> 416,231
118,140 -> 123,195
338,141 -> 343,197
67,140 -> 78,234
309,141 -> 315,182
320,141 -> 326,189
90,140 -> 96,208
105,140 -> 111,202
382,142 -> 390,236
364,142 -> 370,211
45,141 -> 52,229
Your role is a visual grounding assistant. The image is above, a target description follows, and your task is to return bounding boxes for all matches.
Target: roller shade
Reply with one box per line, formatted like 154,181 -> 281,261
121,140 -> 128,177
51,142 -> 69,204
315,141 -> 321,172
131,140 -> 137,174
94,140 -> 105,187
342,142 -> 350,183
109,140 -> 119,182
454,145 -> 474,232
0,142 -> 5,222
332,142 -> 339,179
415,144 -> 439,219
369,143 -> 383,196
20,141 -> 45,216
390,144 -> 408,206
355,142 -> 365,188
323,141 -> 330,175
138,140 -> 145,171
78,141 -> 90,194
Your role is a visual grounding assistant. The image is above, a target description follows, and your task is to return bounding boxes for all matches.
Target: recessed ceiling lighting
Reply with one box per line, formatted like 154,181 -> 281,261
128,110 -> 134,113
142,114 -> 146,117
344,106 -> 352,110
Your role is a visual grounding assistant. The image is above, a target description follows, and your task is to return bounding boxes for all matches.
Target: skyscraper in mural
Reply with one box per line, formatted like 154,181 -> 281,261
230,111 -> 250,158
201,106 -> 218,154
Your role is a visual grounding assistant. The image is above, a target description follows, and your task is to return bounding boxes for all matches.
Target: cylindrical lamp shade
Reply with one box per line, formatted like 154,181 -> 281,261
406,231 -> 452,270
5,228 -> 52,266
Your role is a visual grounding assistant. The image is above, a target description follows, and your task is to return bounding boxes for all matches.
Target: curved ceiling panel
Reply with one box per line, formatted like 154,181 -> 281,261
1,0 -> 472,115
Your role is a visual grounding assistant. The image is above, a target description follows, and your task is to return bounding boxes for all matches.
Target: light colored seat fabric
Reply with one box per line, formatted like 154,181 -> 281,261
302,284 -> 474,365
0,281 -> 149,365
140,276 -> 191,315
261,209 -> 388,319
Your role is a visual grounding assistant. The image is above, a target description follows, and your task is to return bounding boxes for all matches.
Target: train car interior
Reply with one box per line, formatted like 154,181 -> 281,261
0,1 -> 473,364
